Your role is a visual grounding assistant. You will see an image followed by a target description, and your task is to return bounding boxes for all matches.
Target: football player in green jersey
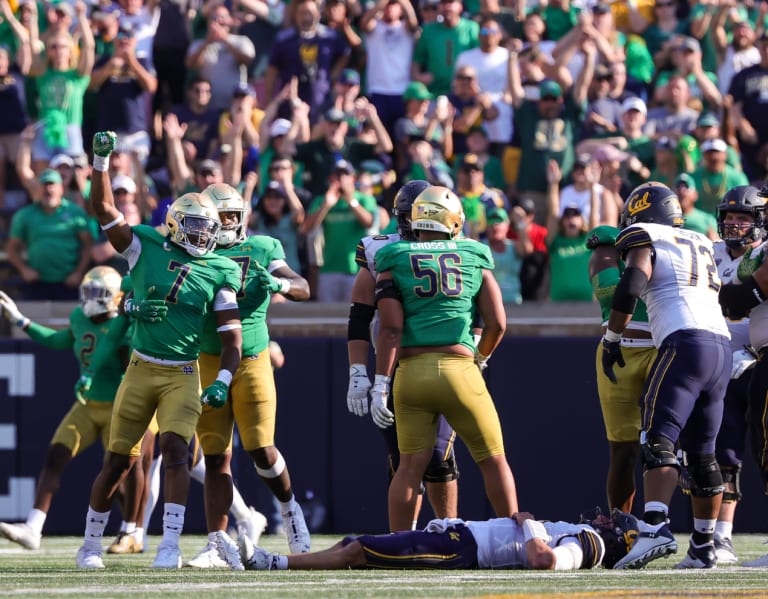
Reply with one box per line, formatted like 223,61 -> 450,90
76,132 -> 243,570
0,267 -> 132,551
189,183 -> 311,569
372,186 -> 519,532
587,226 -> 656,514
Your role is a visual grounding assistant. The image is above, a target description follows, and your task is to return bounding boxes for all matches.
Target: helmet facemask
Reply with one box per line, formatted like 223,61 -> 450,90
172,212 -> 221,256
217,208 -> 246,246
79,267 -> 122,317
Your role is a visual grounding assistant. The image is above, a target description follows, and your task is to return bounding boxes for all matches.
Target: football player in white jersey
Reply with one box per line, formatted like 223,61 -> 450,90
346,180 -> 459,529
601,182 -> 731,570
719,186 -> 768,568
239,509 -> 623,571
706,185 -> 766,564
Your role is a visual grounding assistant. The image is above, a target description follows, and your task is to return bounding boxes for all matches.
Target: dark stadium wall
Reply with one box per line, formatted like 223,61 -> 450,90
1,337 -> 766,535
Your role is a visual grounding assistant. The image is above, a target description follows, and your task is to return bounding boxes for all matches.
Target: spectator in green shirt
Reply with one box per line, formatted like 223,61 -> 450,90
676,172 -> 718,241
692,138 -> 749,216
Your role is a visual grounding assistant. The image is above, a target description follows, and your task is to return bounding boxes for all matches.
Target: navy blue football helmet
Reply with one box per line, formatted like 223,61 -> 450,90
620,182 -> 684,229
393,180 -> 430,241
580,507 -> 639,569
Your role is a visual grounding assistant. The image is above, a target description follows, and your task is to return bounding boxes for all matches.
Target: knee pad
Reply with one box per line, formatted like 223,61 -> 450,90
640,435 -> 679,473
686,453 -> 725,497
721,463 -> 742,502
423,454 -> 460,484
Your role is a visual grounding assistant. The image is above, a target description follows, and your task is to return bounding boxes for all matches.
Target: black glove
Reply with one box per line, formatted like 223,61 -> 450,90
601,338 -> 625,384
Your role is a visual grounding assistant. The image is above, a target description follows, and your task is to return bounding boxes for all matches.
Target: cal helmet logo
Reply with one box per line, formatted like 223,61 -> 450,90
627,191 -> 651,216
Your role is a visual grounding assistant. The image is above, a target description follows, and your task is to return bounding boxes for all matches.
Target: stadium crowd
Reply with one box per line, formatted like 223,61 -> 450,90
5,0 -> 768,575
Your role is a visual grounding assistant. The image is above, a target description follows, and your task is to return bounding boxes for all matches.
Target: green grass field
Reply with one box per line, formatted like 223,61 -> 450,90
2,533 -> 768,598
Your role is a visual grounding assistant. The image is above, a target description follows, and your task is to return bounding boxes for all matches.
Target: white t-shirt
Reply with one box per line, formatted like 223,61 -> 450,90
364,21 -> 415,95
559,184 -> 604,223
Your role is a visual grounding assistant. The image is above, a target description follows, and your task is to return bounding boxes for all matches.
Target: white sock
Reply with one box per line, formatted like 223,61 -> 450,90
135,527 -> 144,545
411,520 -> 418,531
207,531 -> 218,544
644,501 -> 668,517
275,554 -> 288,570
143,456 -> 163,532
26,508 -> 46,536
230,485 -> 250,522
715,521 -> 733,540
693,518 -> 716,535
160,503 -> 186,547
84,507 -> 111,550
124,521 -> 136,535
279,495 -> 298,516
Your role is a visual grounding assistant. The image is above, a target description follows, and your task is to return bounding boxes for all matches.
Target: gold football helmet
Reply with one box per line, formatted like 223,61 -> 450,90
200,183 -> 248,247
165,192 -> 221,256
79,266 -> 123,317
411,186 -> 465,239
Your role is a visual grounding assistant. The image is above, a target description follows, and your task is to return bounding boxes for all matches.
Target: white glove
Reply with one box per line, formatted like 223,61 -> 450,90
370,374 -> 394,429
0,290 -> 30,328
347,364 -> 371,417
474,350 -> 490,372
731,348 -> 757,380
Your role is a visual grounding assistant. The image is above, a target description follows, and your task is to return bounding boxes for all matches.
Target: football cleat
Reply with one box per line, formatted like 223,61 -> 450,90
151,543 -> 182,569
714,537 -> 738,564
185,541 -> 227,568
0,522 -> 40,550
238,534 -> 280,571
743,553 -> 768,567
76,545 -> 105,569
674,540 -> 717,569
237,507 -> 268,546
283,504 -> 311,554
613,521 -> 677,569
107,531 -> 143,554
213,530 -> 245,571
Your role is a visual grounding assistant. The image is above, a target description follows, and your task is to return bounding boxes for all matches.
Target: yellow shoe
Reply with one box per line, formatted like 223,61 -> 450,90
107,532 -> 143,554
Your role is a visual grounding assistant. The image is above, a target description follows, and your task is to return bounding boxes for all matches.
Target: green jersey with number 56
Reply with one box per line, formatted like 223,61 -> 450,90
374,238 -> 494,351
128,225 -> 242,361
200,235 -> 286,357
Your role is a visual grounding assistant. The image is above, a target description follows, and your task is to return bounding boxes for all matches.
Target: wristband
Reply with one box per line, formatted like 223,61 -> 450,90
349,199 -> 360,208
15,316 -> 30,329
93,155 -> 109,172
350,363 -> 367,377
101,212 -> 125,231
216,369 -> 233,386
374,374 -> 391,386
522,519 -> 549,542
603,329 -> 621,343
277,278 -> 291,294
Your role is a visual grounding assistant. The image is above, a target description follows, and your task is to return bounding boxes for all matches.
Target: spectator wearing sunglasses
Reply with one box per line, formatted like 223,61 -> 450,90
455,17 -> 512,155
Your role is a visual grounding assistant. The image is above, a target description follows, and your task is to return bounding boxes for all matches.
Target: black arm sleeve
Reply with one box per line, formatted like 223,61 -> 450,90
611,266 -> 648,315
347,302 -> 376,341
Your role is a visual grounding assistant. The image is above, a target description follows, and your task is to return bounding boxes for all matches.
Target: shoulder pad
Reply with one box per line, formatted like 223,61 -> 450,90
615,225 -> 653,259
586,225 -> 620,250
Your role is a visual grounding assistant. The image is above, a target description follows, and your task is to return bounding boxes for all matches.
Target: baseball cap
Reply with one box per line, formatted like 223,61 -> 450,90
39,168 -> 62,184
656,136 -> 675,151
324,107 -> 347,124
674,173 -> 695,189
467,124 -> 488,137
403,81 -> 433,102
338,69 -> 361,86
333,159 -> 355,175
621,96 -> 647,116
460,153 -> 483,171
539,79 -> 562,100
486,206 -> 509,225
196,159 -> 222,175
515,197 -> 536,216
677,36 -> 701,54
592,2 -> 611,15
697,112 -> 720,128
50,153 -> 74,169
111,174 -> 137,193
574,153 -> 591,168
73,153 -> 89,169
232,82 -> 256,98
91,2 -> 121,20
263,180 -> 287,199
360,159 -> 386,174
52,1 -> 74,17
561,204 -> 582,217
701,138 -> 728,153
269,118 -> 292,138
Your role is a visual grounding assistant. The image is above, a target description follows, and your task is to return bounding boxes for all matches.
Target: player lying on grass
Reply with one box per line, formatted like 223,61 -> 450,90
239,509 -> 639,571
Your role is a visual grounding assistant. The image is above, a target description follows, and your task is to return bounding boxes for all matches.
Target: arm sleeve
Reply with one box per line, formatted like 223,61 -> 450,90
26,323 -> 75,350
